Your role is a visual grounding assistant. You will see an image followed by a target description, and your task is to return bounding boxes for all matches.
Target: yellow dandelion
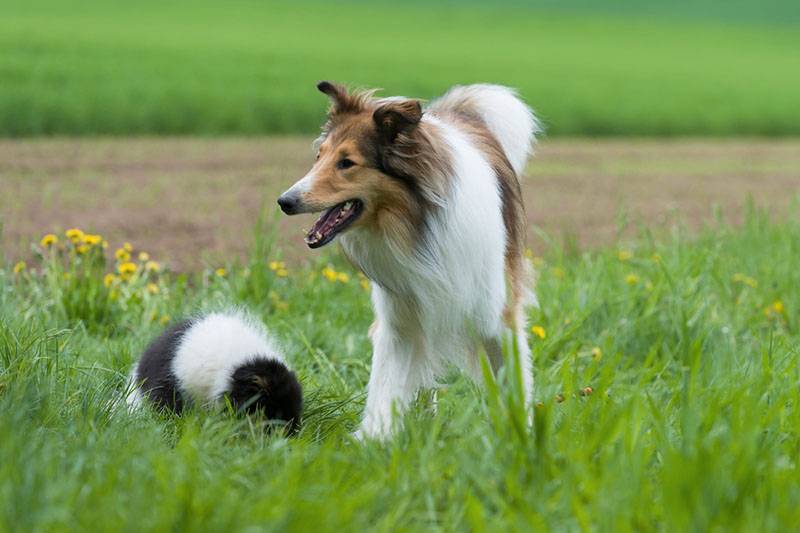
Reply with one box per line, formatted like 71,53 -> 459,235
118,262 -> 137,279
276,268 -> 289,278
76,244 -> 90,255
146,282 -> 160,294
337,272 -> 350,283
160,314 -> 171,325
215,268 -> 227,277
115,248 -> 131,262
145,260 -> 160,272
772,300 -> 784,314
13,261 -> 26,274
269,260 -> 286,272
625,273 -> 640,285
138,252 -> 150,262
82,234 -> 102,246
40,234 -> 58,247
103,273 -> 116,288
591,347 -> 602,361
322,267 -> 338,282
123,242 -> 133,252
360,278 -> 370,290
618,250 -> 633,262
65,228 -> 84,243
531,325 -> 546,339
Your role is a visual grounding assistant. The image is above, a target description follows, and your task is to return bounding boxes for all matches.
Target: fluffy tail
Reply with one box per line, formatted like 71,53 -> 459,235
430,84 -> 541,175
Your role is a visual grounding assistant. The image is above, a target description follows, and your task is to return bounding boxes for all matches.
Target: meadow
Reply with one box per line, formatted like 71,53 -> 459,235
2,0 -> 799,137
1,206 -> 798,531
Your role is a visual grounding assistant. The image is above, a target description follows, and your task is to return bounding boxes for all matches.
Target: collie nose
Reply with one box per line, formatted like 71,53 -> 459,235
277,193 -> 299,215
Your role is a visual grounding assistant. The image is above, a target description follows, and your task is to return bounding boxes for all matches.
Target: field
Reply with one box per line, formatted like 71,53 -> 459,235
2,0 -> 799,137
2,194 -> 799,530
3,138 -> 800,270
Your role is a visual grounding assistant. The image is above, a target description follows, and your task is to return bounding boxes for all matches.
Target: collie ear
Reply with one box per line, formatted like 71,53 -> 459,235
373,99 -> 422,144
317,81 -> 349,109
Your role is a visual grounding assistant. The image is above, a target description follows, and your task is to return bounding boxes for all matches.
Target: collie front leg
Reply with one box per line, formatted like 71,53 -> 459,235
358,324 -> 428,440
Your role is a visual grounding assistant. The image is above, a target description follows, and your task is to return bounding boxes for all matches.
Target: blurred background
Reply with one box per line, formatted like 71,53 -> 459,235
1,0 -> 798,268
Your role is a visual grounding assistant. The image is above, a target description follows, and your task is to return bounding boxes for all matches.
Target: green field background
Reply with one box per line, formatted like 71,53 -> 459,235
1,0 -> 799,137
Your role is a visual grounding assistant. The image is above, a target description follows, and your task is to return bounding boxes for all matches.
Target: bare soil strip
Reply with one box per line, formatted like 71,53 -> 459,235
2,138 -> 798,269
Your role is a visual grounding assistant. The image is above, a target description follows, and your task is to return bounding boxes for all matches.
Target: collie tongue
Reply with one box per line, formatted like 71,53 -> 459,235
305,201 -> 355,246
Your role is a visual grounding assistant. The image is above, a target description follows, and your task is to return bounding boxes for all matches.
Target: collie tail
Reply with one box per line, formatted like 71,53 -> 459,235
430,84 -> 541,176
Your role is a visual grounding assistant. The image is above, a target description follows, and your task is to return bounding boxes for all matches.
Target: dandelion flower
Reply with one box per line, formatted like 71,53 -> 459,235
591,347 -> 602,361
269,260 -> 286,272
115,248 -> 131,262
215,268 -> 227,277
118,262 -> 137,279
13,261 -> 26,274
40,234 -> 58,247
159,314 -> 171,325
276,268 -> 289,278
322,267 -> 338,282
123,242 -> 133,252
360,278 -> 370,290
146,282 -> 160,294
772,300 -> 784,314
65,228 -> 84,243
103,273 -> 116,288
531,325 -> 546,339
76,244 -> 89,255
138,252 -> 150,262
145,260 -> 160,272
618,250 -> 633,262
83,234 -> 102,246
625,273 -> 639,285
337,272 -> 350,283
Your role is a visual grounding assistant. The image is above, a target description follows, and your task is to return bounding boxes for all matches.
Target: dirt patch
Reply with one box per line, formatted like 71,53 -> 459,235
1,138 -> 798,270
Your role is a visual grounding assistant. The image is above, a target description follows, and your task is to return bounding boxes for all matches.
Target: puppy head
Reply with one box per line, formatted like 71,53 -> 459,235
277,81 -> 435,249
228,358 -> 303,435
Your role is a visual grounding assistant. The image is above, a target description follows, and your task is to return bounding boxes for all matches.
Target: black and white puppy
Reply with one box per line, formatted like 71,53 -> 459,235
127,311 -> 302,434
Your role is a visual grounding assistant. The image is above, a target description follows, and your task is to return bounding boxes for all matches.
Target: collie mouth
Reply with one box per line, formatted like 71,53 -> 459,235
304,200 -> 363,248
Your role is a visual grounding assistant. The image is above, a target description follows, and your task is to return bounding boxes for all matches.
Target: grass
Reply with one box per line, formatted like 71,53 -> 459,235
1,205 -> 799,531
1,0 -> 799,137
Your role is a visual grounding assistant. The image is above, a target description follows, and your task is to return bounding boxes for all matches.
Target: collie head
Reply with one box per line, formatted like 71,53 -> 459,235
277,81 -> 452,250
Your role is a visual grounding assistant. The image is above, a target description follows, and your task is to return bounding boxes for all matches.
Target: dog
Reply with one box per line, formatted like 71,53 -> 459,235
127,311 -> 303,434
278,81 -> 540,438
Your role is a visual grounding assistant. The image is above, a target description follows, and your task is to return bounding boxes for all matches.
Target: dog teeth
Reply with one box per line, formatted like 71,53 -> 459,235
343,201 -> 352,211
315,231 -> 322,240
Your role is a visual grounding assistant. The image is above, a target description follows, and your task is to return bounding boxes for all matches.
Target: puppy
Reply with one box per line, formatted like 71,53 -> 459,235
278,82 -> 539,438
127,311 -> 302,434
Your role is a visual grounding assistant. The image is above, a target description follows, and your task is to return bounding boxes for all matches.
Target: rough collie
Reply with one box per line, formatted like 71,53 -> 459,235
278,81 -> 539,438
127,311 -> 303,434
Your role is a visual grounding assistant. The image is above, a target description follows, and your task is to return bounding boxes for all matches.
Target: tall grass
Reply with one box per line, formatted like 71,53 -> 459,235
1,206 -> 798,530
1,0 -> 799,137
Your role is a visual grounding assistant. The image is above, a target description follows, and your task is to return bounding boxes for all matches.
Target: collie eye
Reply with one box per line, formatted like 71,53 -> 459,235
336,158 -> 355,170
